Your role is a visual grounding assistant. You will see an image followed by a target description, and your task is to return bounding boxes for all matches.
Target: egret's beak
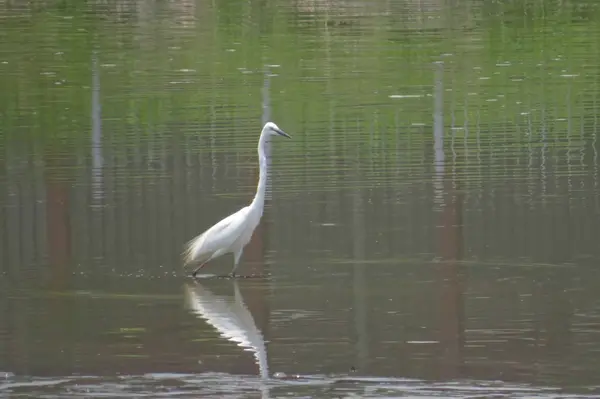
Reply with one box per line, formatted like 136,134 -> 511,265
275,128 -> 291,139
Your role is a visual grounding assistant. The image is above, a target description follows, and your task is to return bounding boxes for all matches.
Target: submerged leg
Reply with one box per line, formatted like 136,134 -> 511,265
229,248 -> 244,278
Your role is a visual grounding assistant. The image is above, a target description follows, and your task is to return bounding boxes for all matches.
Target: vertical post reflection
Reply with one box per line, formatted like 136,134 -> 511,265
262,63 -> 273,201
262,65 -> 272,127
433,61 -> 445,209
353,146 -> 368,371
242,63 -> 272,340
566,83 -> 573,204
594,78 -> 599,198
433,60 -> 465,379
91,51 -> 104,201
540,83 -> 548,205
90,50 -> 105,268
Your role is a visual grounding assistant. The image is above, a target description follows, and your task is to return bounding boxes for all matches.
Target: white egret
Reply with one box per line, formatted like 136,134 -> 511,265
183,122 -> 291,278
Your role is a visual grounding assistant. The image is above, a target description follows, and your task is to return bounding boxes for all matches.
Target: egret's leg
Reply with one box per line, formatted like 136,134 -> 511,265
230,248 -> 244,278
191,261 -> 208,278
191,251 -> 222,277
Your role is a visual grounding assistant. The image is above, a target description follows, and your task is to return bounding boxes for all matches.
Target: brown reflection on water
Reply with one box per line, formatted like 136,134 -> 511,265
45,147 -> 73,291
436,180 -> 465,380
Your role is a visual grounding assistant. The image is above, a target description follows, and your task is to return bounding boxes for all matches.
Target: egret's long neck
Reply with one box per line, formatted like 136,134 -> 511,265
250,133 -> 269,212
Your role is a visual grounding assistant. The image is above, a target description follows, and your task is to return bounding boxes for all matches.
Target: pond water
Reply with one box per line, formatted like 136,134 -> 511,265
1,0 -> 600,397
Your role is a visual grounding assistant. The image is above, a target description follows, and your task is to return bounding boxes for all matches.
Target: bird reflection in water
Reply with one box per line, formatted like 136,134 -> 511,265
183,279 -> 269,383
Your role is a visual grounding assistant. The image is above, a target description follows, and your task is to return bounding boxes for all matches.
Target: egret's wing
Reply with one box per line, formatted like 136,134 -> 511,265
183,206 -> 250,265
183,281 -> 269,379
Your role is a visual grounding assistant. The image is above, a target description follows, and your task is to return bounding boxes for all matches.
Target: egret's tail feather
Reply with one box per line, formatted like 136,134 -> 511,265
182,232 -> 207,267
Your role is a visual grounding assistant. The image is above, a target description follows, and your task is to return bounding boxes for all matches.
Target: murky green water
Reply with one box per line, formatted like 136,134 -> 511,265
2,0 -> 600,397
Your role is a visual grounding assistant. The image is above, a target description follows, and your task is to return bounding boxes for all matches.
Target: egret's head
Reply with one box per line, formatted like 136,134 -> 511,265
263,122 -> 291,139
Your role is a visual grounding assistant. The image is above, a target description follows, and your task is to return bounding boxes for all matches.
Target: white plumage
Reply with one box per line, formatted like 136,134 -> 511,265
183,122 -> 291,277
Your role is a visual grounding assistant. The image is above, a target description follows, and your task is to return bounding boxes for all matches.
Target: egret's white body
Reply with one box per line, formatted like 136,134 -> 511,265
183,122 -> 291,277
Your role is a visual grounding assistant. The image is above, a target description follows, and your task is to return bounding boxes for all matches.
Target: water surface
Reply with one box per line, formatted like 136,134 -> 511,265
1,0 -> 600,397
